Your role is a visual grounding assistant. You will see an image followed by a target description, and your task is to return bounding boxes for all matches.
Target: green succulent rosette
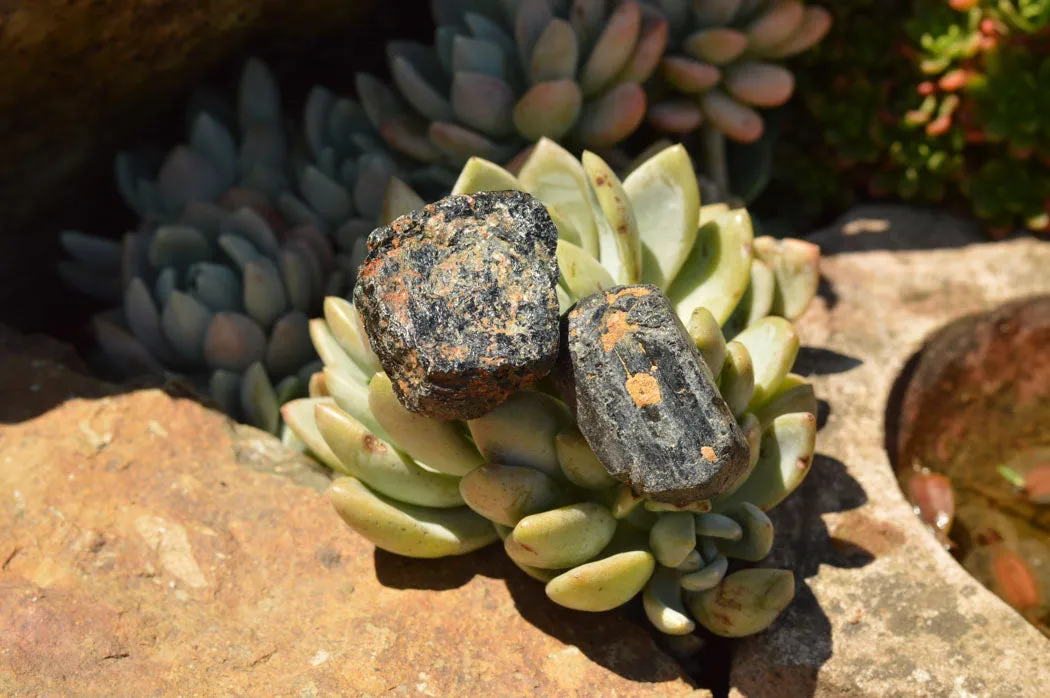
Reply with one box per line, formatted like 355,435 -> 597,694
58,59 -> 362,432
283,140 -> 821,637
642,0 -> 831,143
352,0 -> 669,172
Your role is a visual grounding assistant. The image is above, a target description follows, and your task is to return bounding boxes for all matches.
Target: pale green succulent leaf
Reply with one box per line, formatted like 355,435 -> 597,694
688,568 -> 795,637
323,297 -> 383,378
715,412 -> 817,513
451,157 -> 521,195
369,372 -> 485,476
507,502 -> 616,569
281,397 -> 345,471
545,549 -> 655,611
555,425 -> 618,489
752,373 -> 817,430
316,402 -> 464,508
556,238 -> 616,302
667,208 -> 753,326
722,257 -> 775,340
687,306 -> 728,376
679,553 -> 728,591
518,138 -> 599,255
649,511 -> 696,568
329,476 -> 497,558
240,361 -> 281,434
643,566 -> 696,635
459,462 -> 565,527
732,316 -> 799,410
753,236 -> 821,320
719,340 -> 755,417
323,366 -> 388,441
467,391 -> 571,478
582,150 -> 642,284
309,318 -> 372,387
623,143 -> 700,290
530,18 -> 578,82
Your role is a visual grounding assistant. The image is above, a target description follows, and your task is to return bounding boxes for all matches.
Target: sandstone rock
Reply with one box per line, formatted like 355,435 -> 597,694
0,328 -> 695,696
354,191 -> 561,420
564,285 -> 748,505
730,206 -> 1050,697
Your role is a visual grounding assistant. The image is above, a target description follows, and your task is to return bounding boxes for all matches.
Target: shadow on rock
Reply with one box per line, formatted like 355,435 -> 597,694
732,454 -> 872,698
374,542 -> 695,688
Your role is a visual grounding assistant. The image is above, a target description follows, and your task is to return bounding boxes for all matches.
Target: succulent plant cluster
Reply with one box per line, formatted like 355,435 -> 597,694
59,60 -> 363,432
283,141 -> 821,636
763,0 -> 1050,236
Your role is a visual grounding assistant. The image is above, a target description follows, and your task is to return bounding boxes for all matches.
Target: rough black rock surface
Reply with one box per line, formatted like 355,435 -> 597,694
564,285 -> 750,505
353,190 -> 560,420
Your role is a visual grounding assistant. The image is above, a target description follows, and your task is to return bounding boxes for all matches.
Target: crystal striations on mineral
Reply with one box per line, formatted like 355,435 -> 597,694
563,285 -> 750,505
354,190 -> 560,420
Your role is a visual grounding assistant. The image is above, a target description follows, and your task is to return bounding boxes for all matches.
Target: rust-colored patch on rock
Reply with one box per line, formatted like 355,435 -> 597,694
701,446 -> 717,463
625,372 -> 662,408
601,310 -> 634,352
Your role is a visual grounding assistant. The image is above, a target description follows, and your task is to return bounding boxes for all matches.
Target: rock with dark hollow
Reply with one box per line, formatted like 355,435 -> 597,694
354,190 -> 560,420
564,285 -> 749,505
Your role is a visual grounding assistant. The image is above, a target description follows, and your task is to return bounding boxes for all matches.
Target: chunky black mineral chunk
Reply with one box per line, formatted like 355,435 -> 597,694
564,285 -> 749,504
353,190 -> 560,420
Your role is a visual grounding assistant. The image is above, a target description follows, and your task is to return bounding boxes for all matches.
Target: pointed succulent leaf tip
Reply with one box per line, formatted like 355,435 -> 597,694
300,166 -> 354,224
732,316 -> 799,410
582,151 -> 642,284
689,568 -> 795,637
281,397 -> 345,471
125,278 -> 176,364
315,403 -> 464,508
60,231 -> 122,270
452,36 -> 506,79
467,391 -> 571,478
356,73 -> 405,132
240,361 -> 281,434
368,373 -> 485,476
451,157 -> 520,195
513,80 -> 584,141
577,81 -> 647,149
643,566 -> 696,635
518,138 -> 599,255
685,28 -> 749,65
147,225 -> 211,270
724,259 -> 775,339
323,297 -> 381,376
555,425 -> 618,489
188,262 -> 241,312
429,121 -> 503,162
204,312 -> 267,373
515,0 -> 554,68
556,238 -> 616,301
680,551 -> 728,591
380,177 -> 426,226
308,371 -> 328,399
724,62 -> 796,108
753,373 -> 816,429
753,236 -> 820,320
328,476 -> 498,558
243,258 -> 289,330
310,318 -> 371,387
649,511 -> 696,567
745,0 -> 805,55
530,18 -> 579,82
239,58 -> 282,130
459,463 -> 565,527
506,502 -> 617,569
355,152 -> 400,220
714,412 -> 817,513
323,367 -> 387,442
687,306 -> 728,377
661,56 -> 721,93
160,290 -> 212,363
719,340 -> 755,417
210,370 -> 242,417
763,6 -> 832,59
545,549 -> 655,611
667,207 -> 754,325
620,144 -> 699,290
391,53 -> 455,124
579,0 -> 641,96
226,207 -> 280,256
647,100 -> 705,134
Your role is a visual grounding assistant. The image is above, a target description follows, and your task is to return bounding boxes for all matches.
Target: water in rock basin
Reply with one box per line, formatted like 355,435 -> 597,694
893,297 -> 1050,639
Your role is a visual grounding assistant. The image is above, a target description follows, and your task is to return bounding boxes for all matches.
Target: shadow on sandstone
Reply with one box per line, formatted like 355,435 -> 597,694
731,454 -> 873,698
375,545 -> 696,687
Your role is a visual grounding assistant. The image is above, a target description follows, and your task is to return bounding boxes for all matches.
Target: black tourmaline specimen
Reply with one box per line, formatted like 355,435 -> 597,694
354,190 -> 560,420
564,285 -> 749,505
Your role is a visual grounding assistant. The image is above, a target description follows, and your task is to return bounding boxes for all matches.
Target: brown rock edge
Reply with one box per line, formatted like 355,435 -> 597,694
730,206 -> 1050,697
0,329 -> 696,695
